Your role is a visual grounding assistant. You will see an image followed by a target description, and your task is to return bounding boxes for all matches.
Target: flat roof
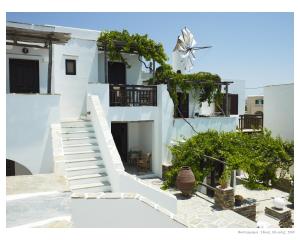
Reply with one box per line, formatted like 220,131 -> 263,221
7,21 -> 71,45
264,82 -> 294,88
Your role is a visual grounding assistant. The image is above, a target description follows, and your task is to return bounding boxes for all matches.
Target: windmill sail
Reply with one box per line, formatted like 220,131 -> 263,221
172,27 -> 197,73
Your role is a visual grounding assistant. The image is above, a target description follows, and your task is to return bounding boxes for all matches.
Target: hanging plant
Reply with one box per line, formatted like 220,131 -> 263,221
97,30 -> 168,68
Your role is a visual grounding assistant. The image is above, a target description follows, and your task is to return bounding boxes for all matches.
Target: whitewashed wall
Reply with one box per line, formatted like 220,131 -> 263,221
264,83 -> 294,141
157,85 -> 236,167
71,196 -> 184,227
87,95 -> 178,213
88,84 -> 236,177
52,26 -> 99,120
6,94 -> 60,174
6,45 -> 49,94
128,121 -> 153,155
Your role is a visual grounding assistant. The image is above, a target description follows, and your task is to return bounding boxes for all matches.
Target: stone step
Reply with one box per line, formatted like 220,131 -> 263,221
65,158 -> 103,168
61,120 -> 92,128
66,165 -> 106,177
63,136 -> 97,145
62,130 -> 95,134
62,131 -> 96,138
68,173 -> 109,185
64,150 -> 101,160
63,143 -> 99,152
70,182 -> 111,193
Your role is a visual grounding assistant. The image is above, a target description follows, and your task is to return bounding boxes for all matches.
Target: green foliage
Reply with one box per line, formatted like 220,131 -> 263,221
98,30 -> 221,110
163,129 -> 294,190
149,64 -> 222,108
97,30 -> 168,67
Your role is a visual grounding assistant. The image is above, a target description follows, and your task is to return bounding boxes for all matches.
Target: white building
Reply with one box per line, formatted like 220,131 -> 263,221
6,21 -> 244,213
264,83 -> 294,141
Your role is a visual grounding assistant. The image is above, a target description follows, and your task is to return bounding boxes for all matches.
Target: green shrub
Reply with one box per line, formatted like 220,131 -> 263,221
163,129 -> 294,190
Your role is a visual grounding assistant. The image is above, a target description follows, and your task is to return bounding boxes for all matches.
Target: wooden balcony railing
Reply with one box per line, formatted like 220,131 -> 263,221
239,114 -> 263,130
109,84 -> 157,107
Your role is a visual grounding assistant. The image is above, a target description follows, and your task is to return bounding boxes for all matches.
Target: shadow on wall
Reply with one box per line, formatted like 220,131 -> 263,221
6,159 -> 32,176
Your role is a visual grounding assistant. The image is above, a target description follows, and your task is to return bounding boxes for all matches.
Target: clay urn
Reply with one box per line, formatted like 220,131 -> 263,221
176,166 -> 196,196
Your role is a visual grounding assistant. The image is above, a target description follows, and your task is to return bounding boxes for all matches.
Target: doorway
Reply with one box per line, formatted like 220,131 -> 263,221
9,59 -> 39,93
111,123 -> 128,163
108,61 -> 126,84
6,159 -> 15,176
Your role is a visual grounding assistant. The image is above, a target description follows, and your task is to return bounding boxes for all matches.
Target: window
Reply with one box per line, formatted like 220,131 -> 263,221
65,59 -> 76,75
255,99 -> 264,105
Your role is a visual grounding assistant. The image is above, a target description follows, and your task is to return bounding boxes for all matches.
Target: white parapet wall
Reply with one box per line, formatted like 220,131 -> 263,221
87,95 -> 125,192
6,94 -> 60,174
50,123 -> 65,176
87,95 -> 178,213
119,172 -> 177,213
71,192 -> 186,228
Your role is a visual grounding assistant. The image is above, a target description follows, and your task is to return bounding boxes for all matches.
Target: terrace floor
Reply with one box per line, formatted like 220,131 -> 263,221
6,174 -> 72,228
141,177 -> 293,228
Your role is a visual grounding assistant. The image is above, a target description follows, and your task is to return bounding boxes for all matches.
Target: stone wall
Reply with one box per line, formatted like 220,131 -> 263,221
272,178 -> 292,193
214,186 -> 234,210
233,204 -> 256,222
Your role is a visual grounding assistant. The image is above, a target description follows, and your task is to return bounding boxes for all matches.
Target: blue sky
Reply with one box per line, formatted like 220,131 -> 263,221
6,12 -> 294,95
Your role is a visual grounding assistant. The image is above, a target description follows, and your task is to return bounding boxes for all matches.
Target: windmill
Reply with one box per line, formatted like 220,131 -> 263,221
172,27 -> 212,73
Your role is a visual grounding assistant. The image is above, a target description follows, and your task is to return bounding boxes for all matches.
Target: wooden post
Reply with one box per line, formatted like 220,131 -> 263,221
225,83 -> 229,116
104,45 -> 108,83
152,59 -> 155,80
47,40 -> 53,94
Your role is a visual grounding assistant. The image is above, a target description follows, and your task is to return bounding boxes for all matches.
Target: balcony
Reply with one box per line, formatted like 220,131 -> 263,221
239,114 -> 263,130
109,84 -> 157,107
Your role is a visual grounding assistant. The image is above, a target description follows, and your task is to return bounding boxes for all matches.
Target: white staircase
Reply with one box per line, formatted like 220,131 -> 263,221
61,119 -> 111,193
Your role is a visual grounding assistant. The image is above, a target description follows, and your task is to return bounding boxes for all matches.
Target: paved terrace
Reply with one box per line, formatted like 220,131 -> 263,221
6,174 -> 72,228
141,178 -> 257,228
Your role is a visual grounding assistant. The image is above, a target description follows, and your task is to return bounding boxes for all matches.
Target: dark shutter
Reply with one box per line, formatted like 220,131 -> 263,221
219,93 -> 239,115
9,59 -> 39,93
108,62 -> 126,84
230,94 -> 238,115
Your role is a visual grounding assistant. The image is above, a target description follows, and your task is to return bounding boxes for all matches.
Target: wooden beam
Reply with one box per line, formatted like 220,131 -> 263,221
47,40 -> 53,94
6,42 -> 47,49
104,45 -> 108,83
224,83 -> 229,116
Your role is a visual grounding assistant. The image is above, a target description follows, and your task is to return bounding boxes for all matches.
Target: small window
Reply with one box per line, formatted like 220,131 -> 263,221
255,99 -> 263,105
65,59 -> 76,75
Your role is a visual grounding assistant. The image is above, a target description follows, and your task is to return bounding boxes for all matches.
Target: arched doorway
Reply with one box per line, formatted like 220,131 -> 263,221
6,159 -> 32,176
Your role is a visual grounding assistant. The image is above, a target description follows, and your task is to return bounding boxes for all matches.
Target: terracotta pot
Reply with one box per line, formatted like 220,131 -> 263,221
176,166 -> 195,196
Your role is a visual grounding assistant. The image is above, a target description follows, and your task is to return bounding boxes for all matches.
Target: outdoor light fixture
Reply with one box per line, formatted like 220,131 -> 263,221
273,197 -> 285,210
22,47 -> 29,54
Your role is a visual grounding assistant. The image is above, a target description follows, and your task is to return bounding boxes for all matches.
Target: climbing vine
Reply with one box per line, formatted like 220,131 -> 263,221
98,30 -> 222,108
149,64 -> 222,109
162,129 -> 294,190
97,30 -> 168,67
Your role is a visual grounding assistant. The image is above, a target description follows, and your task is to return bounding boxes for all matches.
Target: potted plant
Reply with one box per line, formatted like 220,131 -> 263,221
219,169 -> 230,189
235,195 -> 244,206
